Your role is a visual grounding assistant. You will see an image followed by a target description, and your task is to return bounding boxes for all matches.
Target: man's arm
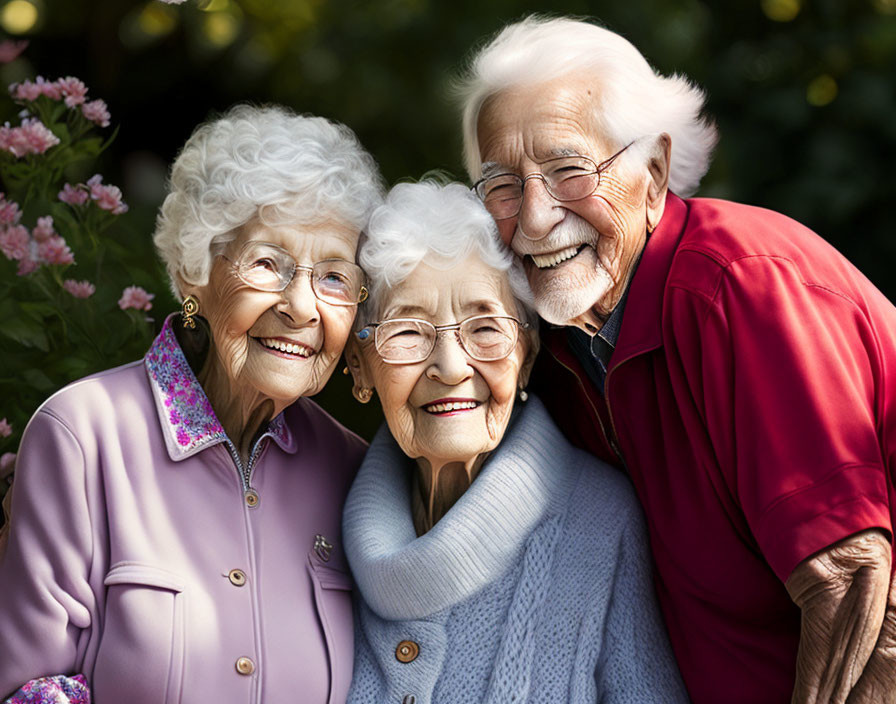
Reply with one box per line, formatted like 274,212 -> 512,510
786,529 -> 891,704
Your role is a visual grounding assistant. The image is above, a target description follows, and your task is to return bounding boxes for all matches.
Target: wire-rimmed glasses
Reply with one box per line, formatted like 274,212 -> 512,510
358,314 -> 529,364
472,141 -> 635,220
222,240 -> 368,306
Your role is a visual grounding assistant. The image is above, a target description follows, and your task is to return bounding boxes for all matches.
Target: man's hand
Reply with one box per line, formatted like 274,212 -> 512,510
786,529 -> 891,704
845,563 -> 896,703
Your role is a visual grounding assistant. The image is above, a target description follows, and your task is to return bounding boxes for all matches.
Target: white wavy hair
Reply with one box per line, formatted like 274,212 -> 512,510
154,104 -> 384,298
357,180 -> 537,329
458,15 -> 718,196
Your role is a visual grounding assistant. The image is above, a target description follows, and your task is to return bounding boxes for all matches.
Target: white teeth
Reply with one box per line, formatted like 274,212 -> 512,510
424,401 -> 480,413
531,245 -> 581,269
259,338 -> 312,357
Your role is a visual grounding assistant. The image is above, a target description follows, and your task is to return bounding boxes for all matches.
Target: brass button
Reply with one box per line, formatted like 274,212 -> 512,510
395,640 -> 419,663
228,569 -> 247,587
244,489 -> 259,508
235,656 -> 255,675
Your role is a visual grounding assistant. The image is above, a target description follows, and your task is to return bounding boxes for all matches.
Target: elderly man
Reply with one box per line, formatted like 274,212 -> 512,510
459,15 -> 896,704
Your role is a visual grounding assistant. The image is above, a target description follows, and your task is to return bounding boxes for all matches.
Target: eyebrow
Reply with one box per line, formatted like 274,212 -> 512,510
383,304 -> 435,320
463,299 -> 503,314
480,148 -> 587,177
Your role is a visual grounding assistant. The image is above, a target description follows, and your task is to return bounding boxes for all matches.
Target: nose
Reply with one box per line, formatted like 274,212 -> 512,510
516,176 -> 565,242
425,330 -> 474,386
276,269 -> 319,326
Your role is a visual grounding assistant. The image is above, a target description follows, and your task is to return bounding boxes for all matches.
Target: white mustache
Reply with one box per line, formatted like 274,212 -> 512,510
515,213 -> 601,255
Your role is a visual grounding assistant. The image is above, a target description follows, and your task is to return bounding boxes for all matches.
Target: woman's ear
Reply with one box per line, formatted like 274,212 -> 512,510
517,326 -> 540,390
345,336 -> 375,403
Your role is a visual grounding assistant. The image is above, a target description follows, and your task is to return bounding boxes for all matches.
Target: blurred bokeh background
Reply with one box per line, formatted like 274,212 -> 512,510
1,0 -> 894,440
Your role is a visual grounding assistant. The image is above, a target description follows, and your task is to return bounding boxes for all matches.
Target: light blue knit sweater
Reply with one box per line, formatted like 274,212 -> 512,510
343,397 -> 689,704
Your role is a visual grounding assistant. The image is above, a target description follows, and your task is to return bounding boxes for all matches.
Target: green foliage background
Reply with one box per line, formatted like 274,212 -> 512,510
1,0 -> 894,449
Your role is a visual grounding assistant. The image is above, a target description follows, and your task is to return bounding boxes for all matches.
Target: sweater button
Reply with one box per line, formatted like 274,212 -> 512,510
235,656 -> 255,675
395,640 -> 419,663
227,569 -> 247,587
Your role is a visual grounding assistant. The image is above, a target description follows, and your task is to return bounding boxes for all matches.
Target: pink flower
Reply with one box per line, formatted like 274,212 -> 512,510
0,224 -> 30,260
36,76 -> 62,100
0,418 -> 10,437
9,79 -> 41,102
32,215 -> 55,242
81,99 -> 110,128
37,235 -> 74,266
0,452 -> 15,481
16,256 -> 39,276
0,118 -> 60,157
57,76 -> 88,108
0,195 -> 22,225
118,285 -> 154,311
87,174 -> 128,214
63,278 -> 96,298
0,40 -> 28,64
58,183 -> 90,206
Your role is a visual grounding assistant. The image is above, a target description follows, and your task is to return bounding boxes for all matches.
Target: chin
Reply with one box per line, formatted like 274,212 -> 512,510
529,267 -> 614,326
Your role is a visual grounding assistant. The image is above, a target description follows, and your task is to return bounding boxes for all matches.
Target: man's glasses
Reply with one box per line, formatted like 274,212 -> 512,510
223,241 -> 367,306
473,142 -> 634,220
358,314 -> 529,364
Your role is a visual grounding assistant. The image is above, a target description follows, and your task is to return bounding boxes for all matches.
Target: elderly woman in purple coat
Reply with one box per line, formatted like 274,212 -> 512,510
0,104 -> 383,704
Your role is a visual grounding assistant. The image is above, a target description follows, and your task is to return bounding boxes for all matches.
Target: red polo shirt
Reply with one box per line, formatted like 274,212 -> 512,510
532,193 -> 896,704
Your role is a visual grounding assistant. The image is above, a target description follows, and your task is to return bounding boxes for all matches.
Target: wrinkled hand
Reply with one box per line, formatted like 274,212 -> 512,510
845,564 -> 896,703
786,529 -> 891,704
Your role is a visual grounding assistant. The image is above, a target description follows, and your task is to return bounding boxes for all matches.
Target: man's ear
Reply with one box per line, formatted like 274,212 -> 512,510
345,336 -> 375,403
646,133 -> 671,231
517,326 -> 540,390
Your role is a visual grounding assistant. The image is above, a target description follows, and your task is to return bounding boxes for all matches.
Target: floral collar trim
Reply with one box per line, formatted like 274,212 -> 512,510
144,314 -> 295,461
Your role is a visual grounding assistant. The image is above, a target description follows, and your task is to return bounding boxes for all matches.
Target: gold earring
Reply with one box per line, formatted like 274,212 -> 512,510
356,387 -> 373,403
182,295 -> 200,329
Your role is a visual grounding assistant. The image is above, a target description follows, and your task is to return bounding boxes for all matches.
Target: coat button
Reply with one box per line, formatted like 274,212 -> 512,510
395,640 -> 419,663
244,489 -> 259,508
228,569 -> 247,587
235,657 -> 255,675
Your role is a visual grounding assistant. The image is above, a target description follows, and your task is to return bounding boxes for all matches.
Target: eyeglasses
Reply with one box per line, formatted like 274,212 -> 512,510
472,142 -> 634,220
222,241 -> 368,306
358,314 -> 529,364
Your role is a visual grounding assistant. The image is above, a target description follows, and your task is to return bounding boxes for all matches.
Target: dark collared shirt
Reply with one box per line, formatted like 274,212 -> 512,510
566,248 -> 645,393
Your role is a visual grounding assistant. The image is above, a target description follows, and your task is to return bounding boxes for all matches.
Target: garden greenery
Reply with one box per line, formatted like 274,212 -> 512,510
0,65 -> 157,508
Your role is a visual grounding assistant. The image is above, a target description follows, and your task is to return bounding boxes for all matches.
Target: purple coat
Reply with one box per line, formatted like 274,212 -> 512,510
0,316 -> 365,703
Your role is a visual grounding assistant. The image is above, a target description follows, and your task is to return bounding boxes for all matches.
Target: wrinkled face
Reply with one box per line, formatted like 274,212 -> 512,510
362,255 -> 532,469
476,73 -> 652,329
195,218 -> 360,408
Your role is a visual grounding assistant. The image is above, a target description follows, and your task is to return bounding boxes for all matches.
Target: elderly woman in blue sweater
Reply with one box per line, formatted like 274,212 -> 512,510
343,180 -> 688,704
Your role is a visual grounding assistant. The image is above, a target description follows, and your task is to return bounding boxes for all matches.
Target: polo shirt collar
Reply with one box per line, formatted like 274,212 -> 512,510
540,192 -> 689,365
611,191 -> 689,362
144,314 -> 296,462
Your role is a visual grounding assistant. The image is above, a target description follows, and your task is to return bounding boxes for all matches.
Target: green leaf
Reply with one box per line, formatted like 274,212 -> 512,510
22,368 -> 55,392
0,318 -> 50,352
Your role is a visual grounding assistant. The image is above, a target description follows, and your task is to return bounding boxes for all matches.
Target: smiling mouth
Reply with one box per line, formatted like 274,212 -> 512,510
529,244 -> 587,269
423,399 -> 481,415
256,337 -> 314,358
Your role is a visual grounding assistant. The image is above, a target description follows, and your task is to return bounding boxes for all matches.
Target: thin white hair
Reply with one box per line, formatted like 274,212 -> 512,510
457,15 -> 718,196
154,103 -> 384,299
357,180 -> 537,329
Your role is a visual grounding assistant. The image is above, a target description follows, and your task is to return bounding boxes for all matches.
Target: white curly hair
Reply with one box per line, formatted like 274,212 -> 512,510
356,179 -> 537,330
153,103 -> 384,298
457,15 -> 718,196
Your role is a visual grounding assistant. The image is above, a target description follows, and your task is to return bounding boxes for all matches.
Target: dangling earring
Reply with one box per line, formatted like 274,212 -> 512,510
518,387 -> 529,403
182,295 -> 200,329
355,387 -> 373,403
